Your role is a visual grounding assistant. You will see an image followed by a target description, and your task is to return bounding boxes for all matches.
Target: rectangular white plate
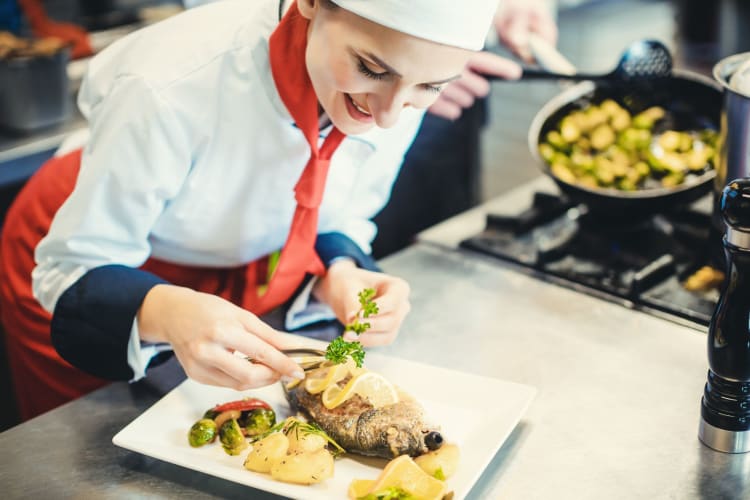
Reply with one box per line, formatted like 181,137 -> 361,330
113,353 -> 536,499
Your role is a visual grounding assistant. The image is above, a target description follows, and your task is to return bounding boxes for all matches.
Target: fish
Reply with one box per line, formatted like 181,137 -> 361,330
285,381 -> 444,459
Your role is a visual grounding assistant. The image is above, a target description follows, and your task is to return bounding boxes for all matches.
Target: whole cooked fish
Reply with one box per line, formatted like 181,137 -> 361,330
285,382 -> 443,459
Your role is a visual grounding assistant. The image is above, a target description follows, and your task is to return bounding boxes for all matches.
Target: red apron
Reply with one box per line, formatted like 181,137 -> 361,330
0,3 -> 344,421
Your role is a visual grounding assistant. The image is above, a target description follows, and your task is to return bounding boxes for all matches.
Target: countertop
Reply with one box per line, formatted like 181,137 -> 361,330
1,195 -> 749,498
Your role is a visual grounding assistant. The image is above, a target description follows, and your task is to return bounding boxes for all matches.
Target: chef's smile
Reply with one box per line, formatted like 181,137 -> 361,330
344,93 -> 374,122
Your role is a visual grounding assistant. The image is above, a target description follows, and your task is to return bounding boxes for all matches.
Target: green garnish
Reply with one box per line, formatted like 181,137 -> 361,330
358,486 -> 416,500
325,336 -> 365,368
345,288 -> 379,335
251,417 -> 346,456
433,466 -> 446,480
324,288 -> 377,368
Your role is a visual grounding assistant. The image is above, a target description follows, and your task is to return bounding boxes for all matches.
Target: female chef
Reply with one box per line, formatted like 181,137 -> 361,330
0,0 -> 499,420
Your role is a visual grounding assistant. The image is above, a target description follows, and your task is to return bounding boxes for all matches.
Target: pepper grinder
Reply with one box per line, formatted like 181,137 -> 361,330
699,178 -> 750,453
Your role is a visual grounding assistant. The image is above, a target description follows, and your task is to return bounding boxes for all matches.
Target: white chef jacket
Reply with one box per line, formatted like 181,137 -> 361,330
31,0 -> 425,379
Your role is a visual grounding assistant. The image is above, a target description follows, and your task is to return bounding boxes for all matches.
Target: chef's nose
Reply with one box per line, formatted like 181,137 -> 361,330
370,88 -> 409,129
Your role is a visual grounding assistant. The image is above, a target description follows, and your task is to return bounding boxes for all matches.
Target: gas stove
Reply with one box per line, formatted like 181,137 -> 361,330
460,191 -> 722,329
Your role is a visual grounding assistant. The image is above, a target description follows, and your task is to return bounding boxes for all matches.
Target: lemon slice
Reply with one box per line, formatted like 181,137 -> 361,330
321,371 -> 399,409
304,359 -> 355,394
366,455 -> 447,500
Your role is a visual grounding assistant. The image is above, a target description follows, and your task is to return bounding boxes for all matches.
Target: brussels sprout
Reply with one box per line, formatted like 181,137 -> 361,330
634,161 -> 650,177
188,418 -> 218,448
659,152 -> 688,173
219,419 -> 248,456
538,143 -> 556,162
590,125 -> 616,150
240,408 -> 276,438
658,131 -> 682,152
551,163 -> 577,184
560,116 -> 581,143
661,172 -> 685,188
686,148 -> 711,170
202,409 -> 220,420
632,106 -> 665,129
610,109 -> 632,132
546,130 -> 568,151
585,107 -> 608,130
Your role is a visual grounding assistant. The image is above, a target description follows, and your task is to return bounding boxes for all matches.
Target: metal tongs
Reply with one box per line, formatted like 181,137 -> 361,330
282,348 -> 327,372
245,348 -> 327,372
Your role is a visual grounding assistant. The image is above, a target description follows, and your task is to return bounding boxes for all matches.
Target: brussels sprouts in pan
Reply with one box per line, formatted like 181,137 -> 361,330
539,98 -> 718,192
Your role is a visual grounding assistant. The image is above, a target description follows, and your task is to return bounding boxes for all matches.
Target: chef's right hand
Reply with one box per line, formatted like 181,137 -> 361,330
137,284 -> 305,389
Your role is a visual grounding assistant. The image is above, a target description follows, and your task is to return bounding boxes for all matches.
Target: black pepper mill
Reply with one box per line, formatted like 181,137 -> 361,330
699,178 -> 750,453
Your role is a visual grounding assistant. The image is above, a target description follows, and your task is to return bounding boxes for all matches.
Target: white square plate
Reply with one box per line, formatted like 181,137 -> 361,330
113,353 -> 536,499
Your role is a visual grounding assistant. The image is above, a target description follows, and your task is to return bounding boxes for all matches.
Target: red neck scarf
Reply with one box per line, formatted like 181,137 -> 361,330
248,2 -> 346,314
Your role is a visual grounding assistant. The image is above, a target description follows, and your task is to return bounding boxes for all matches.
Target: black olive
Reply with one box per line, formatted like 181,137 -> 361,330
424,431 -> 443,450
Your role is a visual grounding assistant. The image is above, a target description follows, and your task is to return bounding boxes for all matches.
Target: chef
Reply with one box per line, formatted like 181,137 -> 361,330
0,0 -> 499,420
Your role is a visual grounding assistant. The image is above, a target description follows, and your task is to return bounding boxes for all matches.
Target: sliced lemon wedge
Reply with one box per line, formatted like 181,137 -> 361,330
304,359 -> 355,394
321,371 -> 399,409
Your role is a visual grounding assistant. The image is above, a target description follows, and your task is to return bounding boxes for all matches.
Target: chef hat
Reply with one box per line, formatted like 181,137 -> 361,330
329,0 -> 498,51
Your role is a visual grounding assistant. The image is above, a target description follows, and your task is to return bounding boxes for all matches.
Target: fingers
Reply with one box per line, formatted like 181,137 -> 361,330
215,348 -> 282,388
427,60 -> 507,120
499,9 -> 533,61
428,98 -> 462,120
496,3 -> 559,63
530,11 -> 558,46
467,51 -> 522,80
174,336 -> 283,390
440,83 -> 476,110
230,315 -> 306,380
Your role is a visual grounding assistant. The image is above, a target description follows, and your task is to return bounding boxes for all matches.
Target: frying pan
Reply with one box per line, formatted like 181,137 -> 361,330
527,70 -> 723,216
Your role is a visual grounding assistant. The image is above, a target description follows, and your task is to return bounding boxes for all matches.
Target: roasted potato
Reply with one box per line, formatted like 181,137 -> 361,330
286,427 -> 328,454
243,432 -> 290,473
269,449 -> 334,485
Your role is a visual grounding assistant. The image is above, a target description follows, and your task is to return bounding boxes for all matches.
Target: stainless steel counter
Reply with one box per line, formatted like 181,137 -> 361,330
1,236 -> 748,499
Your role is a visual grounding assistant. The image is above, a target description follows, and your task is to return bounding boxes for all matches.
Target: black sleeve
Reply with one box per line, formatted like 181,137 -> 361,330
50,264 -> 169,380
315,232 -> 380,272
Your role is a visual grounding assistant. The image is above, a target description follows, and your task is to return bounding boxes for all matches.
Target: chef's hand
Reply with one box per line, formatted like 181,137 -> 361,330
427,0 -> 557,120
494,0 -> 558,62
137,284 -> 305,389
428,52 -> 521,120
313,259 -> 411,347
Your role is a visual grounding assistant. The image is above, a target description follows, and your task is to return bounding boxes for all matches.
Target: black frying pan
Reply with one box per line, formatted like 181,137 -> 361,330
527,70 -> 723,216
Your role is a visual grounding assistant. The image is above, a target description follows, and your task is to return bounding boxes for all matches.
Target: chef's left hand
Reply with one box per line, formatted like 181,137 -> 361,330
313,259 -> 411,347
427,0 -> 557,120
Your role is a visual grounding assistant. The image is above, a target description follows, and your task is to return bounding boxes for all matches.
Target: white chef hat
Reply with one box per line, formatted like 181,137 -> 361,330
329,0 -> 498,51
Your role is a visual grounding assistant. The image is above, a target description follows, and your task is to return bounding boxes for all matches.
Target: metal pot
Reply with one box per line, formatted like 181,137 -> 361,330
528,70 -> 723,217
712,52 -> 750,195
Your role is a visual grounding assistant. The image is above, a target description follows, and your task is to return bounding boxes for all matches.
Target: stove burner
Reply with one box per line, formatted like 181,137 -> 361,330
461,192 -> 720,328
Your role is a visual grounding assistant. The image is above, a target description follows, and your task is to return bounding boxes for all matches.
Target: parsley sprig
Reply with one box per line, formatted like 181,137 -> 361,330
345,288 -> 379,335
324,288 -> 378,368
325,337 -> 365,367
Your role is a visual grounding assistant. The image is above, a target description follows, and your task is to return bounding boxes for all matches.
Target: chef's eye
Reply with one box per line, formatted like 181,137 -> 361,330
422,84 -> 443,94
357,58 -> 388,80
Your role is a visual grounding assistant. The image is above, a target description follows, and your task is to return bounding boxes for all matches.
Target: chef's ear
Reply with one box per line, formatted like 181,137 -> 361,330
298,0 -> 337,19
297,0 -> 318,19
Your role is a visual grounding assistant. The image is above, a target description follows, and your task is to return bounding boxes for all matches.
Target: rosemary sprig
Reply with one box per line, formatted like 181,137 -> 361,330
250,417 -> 345,456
